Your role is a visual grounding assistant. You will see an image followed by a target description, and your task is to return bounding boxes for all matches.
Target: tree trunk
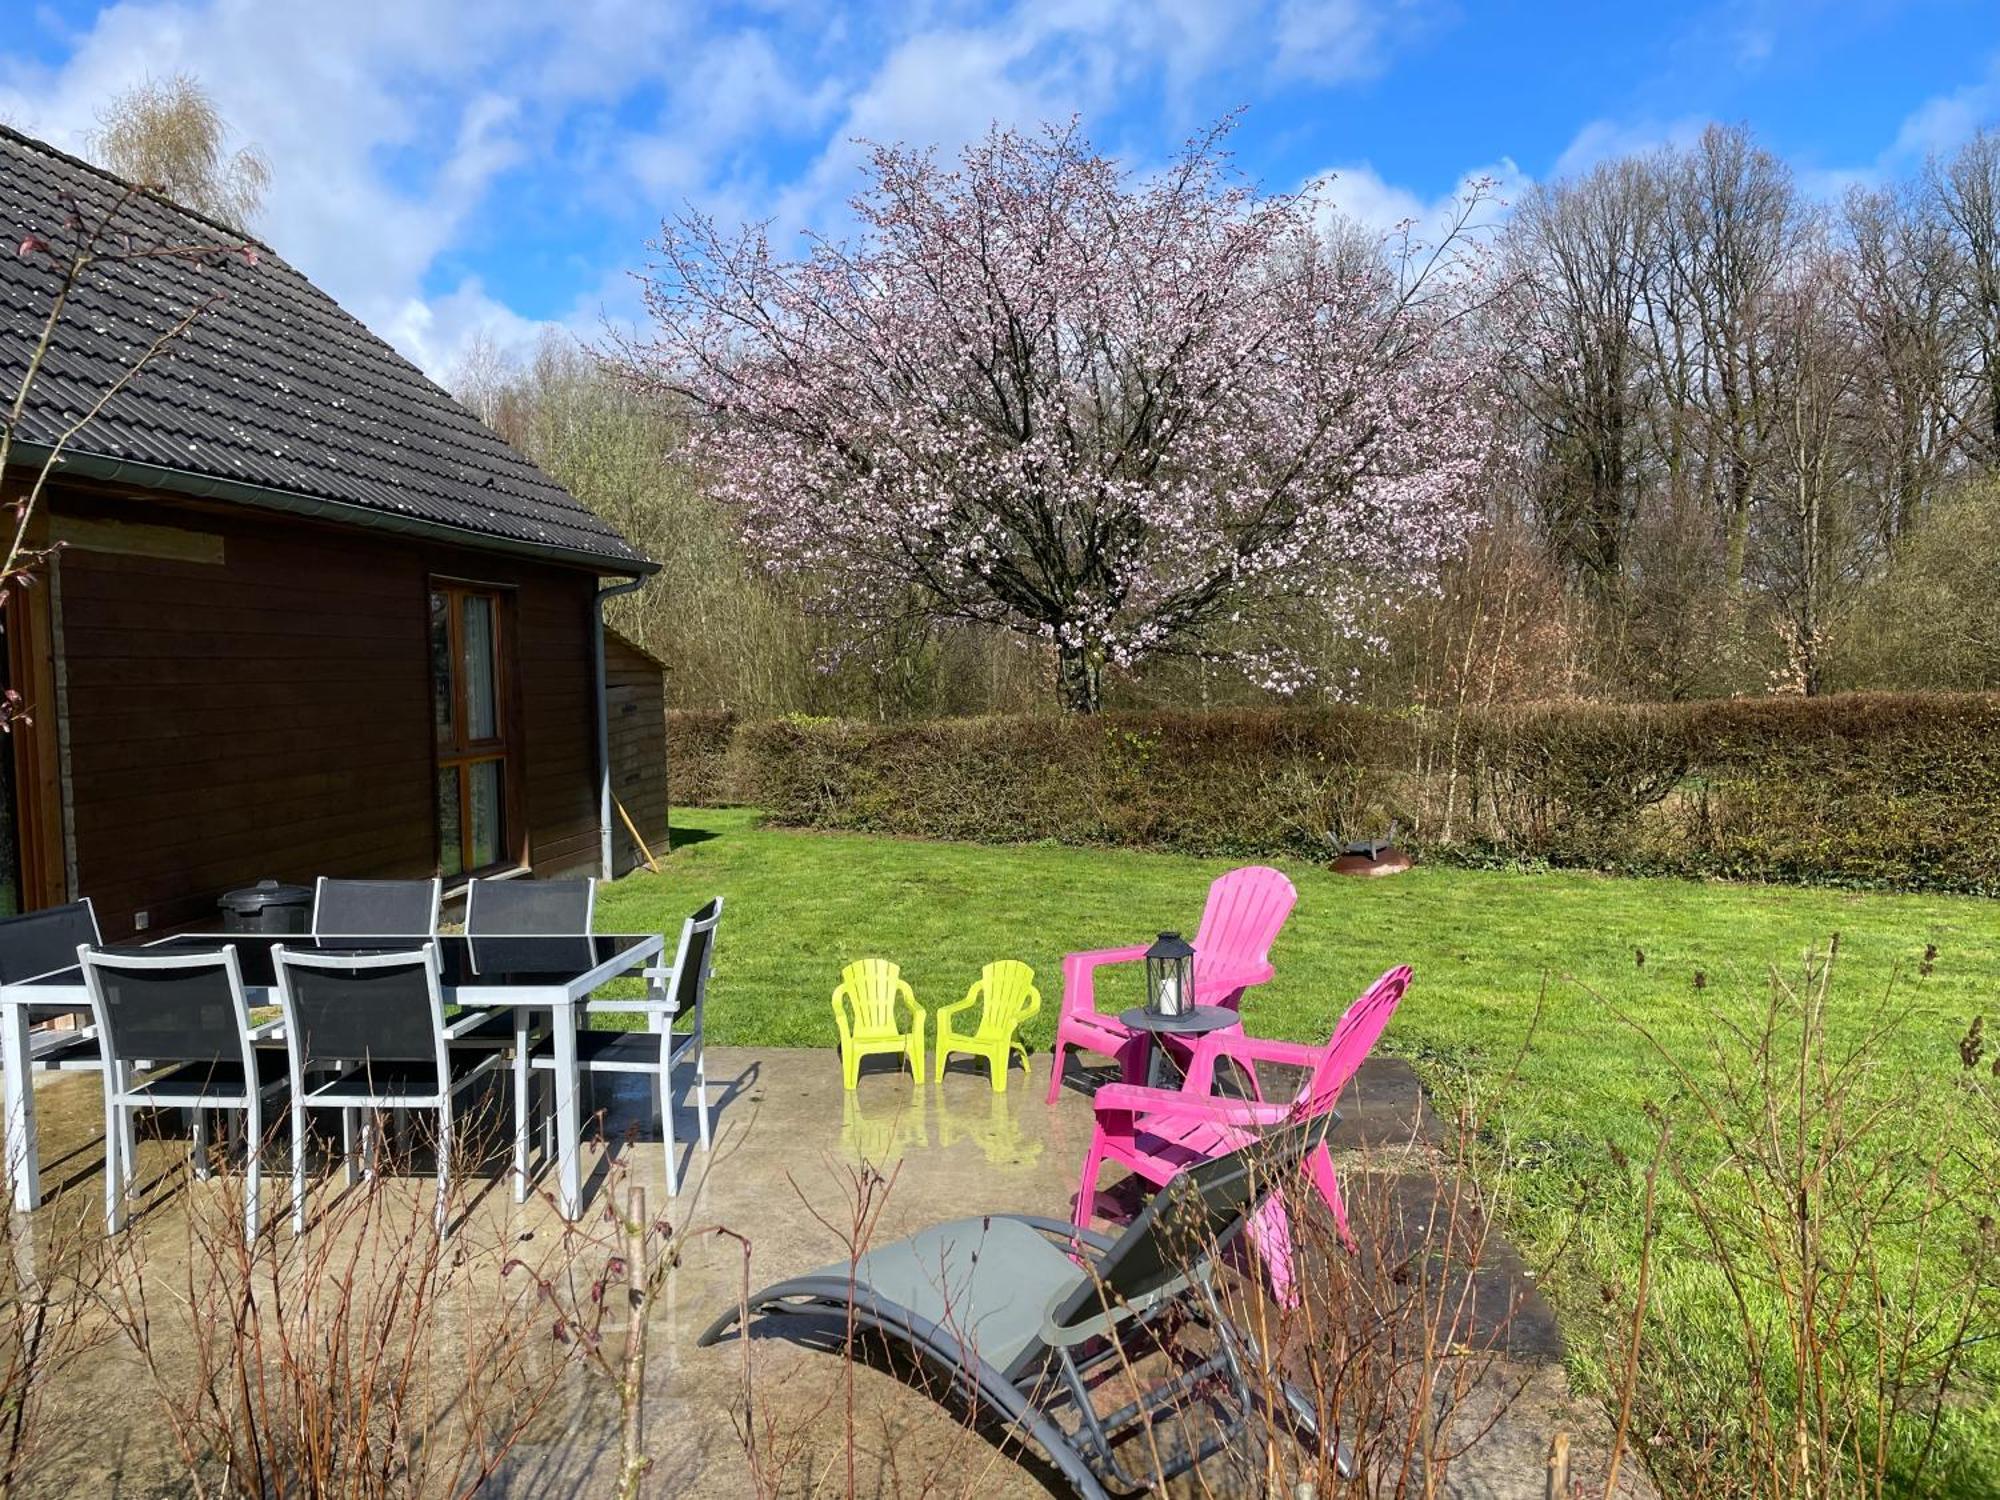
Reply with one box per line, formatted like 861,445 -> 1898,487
1055,647 -> 1103,713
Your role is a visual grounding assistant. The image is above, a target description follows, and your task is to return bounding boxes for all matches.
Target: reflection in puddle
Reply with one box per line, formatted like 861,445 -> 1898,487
936,1088 -> 1043,1170
839,1085 -> 931,1163
837,1084 -> 1047,1171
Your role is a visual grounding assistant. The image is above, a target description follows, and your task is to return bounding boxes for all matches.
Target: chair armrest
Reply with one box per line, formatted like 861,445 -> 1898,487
1065,944 -> 1151,973
247,1017 -> 286,1042
934,989 -> 979,1028
1091,1081 -> 1287,1130
1182,1029 -> 1314,1096
895,981 -> 927,1029
830,990 -> 854,1042
584,999 -> 676,1018
932,998 -> 974,1043
1088,1081 -> 1191,1115
443,1009 -> 499,1041
1017,984 -> 1043,1023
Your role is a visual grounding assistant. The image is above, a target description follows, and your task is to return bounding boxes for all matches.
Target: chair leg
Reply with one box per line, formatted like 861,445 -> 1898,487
192,1108 -> 212,1181
1073,1142 -> 1103,1229
540,1074 -> 555,1160
291,1100 -> 308,1235
659,1062 -> 677,1199
1044,1039 -> 1066,1104
103,1094 -> 123,1235
435,1102 -> 452,1237
695,1045 -> 711,1152
244,1100 -> 262,1244
513,1016 -> 531,1205
116,1077 -> 138,1197
989,1048 -> 1006,1093
1248,1197 -> 1300,1308
360,1112 -> 377,1181
1310,1143 -> 1355,1253
841,1044 -> 859,1091
342,1108 -> 358,1186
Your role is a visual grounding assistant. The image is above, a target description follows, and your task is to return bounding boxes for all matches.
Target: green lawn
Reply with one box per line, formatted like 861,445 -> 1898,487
603,806 -> 1989,1075
598,807 -> 2000,1484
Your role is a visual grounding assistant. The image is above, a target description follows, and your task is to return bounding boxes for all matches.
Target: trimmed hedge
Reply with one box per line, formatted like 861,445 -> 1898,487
715,694 -> 2000,894
666,709 -> 741,807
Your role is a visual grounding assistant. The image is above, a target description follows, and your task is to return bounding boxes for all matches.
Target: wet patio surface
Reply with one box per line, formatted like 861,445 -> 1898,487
14,1048 -> 1644,1497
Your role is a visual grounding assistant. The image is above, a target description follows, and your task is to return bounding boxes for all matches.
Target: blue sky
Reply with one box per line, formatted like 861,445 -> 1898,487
5,0 -> 1999,378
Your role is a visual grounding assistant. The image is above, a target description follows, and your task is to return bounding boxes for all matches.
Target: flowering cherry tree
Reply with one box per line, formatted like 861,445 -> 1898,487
621,119 -> 1499,711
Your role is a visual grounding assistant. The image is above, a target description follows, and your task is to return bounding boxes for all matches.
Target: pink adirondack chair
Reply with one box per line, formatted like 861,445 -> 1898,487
1045,865 -> 1298,1103
1071,965 -> 1412,1303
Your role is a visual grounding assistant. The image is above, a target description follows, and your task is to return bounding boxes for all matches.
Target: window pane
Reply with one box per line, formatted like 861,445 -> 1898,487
429,590 -> 453,744
467,758 -> 503,870
460,595 -> 497,741
437,766 -> 463,878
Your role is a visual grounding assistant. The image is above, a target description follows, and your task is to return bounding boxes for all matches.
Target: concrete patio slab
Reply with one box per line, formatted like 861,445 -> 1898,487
11,1047 -> 1646,1498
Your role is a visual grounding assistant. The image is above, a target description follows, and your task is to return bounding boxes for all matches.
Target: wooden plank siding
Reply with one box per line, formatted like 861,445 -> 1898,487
604,630 -> 668,876
39,484 -> 610,937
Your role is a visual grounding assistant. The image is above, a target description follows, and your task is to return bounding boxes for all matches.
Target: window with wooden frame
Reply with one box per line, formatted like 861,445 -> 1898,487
430,582 -> 522,878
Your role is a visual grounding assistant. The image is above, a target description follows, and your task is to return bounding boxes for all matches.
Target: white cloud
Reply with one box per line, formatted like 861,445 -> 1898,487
0,0 -> 1462,379
1794,50 -> 2000,201
1887,52 -> 2000,161
1551,52 -> 2000,206
1553,115 -> 1709,180
1272,0 -> 1436,86
0,0 -> 711,376
1305,157 -> 1529,241
378,276 -> 549,384
758,15 -> 1132,246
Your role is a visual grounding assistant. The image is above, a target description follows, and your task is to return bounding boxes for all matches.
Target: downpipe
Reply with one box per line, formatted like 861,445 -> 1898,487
593,576 -> 647,879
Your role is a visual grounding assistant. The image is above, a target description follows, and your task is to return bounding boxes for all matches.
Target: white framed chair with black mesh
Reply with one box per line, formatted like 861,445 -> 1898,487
274,943 -> 507,1234
75,942 -> 289,1241
310,877 -> 442,938
0,900 -> 110,1213
527,897 -> 720,1200
455,876 -> 597,1203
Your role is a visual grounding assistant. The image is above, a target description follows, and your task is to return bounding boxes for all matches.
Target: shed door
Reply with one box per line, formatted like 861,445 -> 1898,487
0,662 -> 18,916
1,576 -> 65,913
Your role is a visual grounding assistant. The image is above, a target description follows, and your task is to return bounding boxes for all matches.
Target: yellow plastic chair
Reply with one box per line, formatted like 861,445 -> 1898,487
933,960 -> 1041,1092
833,958 -> 926,1089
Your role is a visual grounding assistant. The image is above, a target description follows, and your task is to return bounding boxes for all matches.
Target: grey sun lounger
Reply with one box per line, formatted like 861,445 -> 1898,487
698,1114 -> 1344,1498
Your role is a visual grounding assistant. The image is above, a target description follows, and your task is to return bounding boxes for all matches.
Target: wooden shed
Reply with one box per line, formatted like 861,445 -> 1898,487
0,125 -> 659,932
603,629 -> 669,876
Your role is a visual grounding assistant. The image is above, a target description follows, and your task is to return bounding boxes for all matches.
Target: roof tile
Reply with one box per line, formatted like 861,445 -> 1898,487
1,126 -> 650,571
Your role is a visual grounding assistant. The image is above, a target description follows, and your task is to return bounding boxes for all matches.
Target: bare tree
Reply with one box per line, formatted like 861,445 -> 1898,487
1508,159 -> 1657,587
1647,124 -> 1812,602
1929,130 -> 2000,470
87,74 -> 269,230
1840,182 -> 1961,545
1755,244 -> 1867,695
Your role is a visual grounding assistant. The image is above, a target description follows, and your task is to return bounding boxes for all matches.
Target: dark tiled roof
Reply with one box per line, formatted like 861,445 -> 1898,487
0,125 -> 651,572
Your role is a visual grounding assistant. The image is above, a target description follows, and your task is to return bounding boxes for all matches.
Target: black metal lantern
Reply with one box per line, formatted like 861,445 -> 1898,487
1145,931 -> 1196,1018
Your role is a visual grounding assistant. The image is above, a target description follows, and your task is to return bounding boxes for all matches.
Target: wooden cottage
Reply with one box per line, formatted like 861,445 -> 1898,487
0,125 -> 660,935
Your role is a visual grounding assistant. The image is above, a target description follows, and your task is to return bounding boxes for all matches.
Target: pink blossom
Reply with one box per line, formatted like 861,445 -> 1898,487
617,118 -> 1500,709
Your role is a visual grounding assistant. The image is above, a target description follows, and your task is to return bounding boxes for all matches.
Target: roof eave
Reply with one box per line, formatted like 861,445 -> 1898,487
9,444 -> 661,577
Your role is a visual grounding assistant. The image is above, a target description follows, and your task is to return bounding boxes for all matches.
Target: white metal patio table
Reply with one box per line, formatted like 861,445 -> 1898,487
0,929 -> 663,1219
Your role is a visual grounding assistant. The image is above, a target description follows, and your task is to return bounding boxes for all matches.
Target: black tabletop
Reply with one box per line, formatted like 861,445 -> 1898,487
0,932 -> 655,992
1118,1004 -> 1238,1036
